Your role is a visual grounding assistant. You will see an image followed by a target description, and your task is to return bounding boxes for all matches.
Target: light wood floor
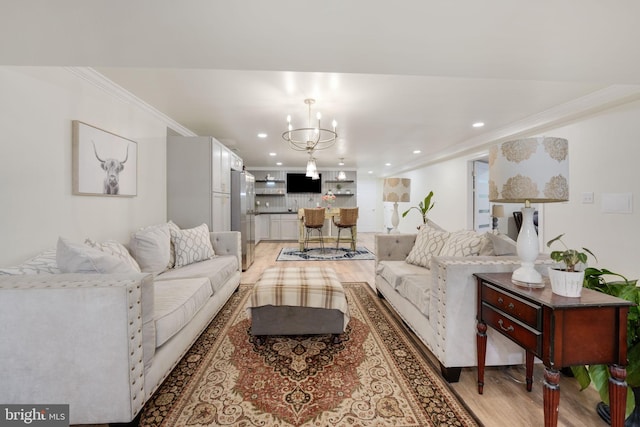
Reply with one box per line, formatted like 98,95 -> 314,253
244,233 -> 607,427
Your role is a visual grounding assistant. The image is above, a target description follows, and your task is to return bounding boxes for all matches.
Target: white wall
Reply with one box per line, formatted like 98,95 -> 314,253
0,67 -> 169,265
377,98 -> 640,280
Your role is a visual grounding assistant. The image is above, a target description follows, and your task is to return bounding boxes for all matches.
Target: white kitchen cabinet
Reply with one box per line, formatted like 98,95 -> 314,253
211,139 -> 231,194
264,214 -> 298,241
167,136 -> 233,232
280,214 -> 299,240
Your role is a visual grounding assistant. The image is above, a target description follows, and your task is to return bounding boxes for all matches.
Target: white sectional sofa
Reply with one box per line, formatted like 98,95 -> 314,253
0,223 -> 241,425
375,225 -> 554,382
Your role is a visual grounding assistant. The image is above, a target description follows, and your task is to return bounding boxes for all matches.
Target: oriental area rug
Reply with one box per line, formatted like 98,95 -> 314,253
139,283 -> 479,427
276,246 -> 375,261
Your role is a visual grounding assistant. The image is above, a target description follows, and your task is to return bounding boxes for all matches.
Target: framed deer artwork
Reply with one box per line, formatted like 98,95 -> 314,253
72,120 -> 138,197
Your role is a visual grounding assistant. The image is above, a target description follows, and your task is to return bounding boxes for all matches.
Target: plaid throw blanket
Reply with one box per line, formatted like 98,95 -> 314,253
247,267 -> 350,328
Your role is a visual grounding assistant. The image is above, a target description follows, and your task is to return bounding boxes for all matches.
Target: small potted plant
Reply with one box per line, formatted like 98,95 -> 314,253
402,191 -> 435,225
546,233 -> 597,297
335,183 -> 342,194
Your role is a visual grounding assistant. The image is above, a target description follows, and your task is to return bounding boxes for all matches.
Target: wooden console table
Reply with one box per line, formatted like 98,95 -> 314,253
475,272 -> 632,427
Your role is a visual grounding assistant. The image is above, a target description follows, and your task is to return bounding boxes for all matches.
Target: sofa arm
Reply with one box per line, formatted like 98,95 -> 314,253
0,272 -> 153,424
210,231 -> 241,271
375,234 -> 417,265
428,255 -> 555,367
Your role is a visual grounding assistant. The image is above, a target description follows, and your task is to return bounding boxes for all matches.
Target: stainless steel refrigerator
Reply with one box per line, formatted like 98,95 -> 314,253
231,170 -> 255,271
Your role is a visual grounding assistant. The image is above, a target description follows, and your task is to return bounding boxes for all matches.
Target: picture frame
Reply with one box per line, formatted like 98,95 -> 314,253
72,120 -> 137,197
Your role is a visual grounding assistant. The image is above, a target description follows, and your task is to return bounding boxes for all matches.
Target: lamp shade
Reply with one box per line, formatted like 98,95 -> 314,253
489,137 -> 569,203
382,178 -> 411,202
491,204 -> 505,218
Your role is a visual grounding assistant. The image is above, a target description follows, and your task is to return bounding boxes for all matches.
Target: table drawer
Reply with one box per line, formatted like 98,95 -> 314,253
482,283 -> 542,329
481,303 -> 542,354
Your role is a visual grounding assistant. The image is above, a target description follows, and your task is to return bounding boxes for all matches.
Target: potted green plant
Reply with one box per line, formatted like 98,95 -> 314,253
402,191 -> 434,225
572,267 -> 640,424
546,234 -> 597,297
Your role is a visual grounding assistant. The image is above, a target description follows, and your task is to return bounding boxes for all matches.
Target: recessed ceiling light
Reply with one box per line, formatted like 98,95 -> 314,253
368,170 -> 373,174
385,162 -> 391,166
276,162 -> 282,166
472,122 -> 485,128
269,152 -> 277,156
258,133 -> 267,138
413,150 -> 421,154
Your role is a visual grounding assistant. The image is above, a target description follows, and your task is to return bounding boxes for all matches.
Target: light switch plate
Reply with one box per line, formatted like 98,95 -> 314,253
581,192 -> 594,204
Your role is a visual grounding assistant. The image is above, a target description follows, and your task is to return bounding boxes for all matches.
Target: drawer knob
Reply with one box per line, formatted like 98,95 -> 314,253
498,297 -> 504,304
498,319 -> 514,333
508,302 -> 515,310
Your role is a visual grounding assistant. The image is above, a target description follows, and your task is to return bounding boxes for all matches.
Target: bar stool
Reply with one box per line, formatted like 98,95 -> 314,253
303,208 -> 326,252
333,207 -> 358,251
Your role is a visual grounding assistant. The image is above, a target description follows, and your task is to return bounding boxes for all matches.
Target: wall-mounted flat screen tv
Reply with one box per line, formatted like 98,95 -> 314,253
286,173 -> 322,193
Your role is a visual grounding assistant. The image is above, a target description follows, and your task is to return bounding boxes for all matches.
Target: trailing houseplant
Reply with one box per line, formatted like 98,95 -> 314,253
402,191 -> 435,225
571,267 -> 640,423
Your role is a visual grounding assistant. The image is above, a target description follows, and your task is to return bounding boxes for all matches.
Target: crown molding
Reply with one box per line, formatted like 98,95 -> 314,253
65,67 -> 197,137
383,84 -> 640,177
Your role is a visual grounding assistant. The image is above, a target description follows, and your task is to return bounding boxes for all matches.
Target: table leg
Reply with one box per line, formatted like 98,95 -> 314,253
608,364 -> 628,427
543,367 -> 560,427
476,321 -> 487,394
525,351 -> 534,392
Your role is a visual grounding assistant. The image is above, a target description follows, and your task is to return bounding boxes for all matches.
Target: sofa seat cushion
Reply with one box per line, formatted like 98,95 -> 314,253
153,278 -> 213,347
156,255 -> 238,294
396,275 -> 432,317
376,260 -> 428,289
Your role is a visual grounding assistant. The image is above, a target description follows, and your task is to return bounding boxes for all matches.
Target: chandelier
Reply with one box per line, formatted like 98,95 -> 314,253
282,98 -> 337,152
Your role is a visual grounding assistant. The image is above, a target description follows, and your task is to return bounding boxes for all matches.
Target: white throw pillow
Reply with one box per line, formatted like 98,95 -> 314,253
406,225 -> 450,268
0,249 -> 60,275
85,239 -> 141,273
128,223 -> 171,274
440,230 -> 483,257
56,237 -> 138,274
486,232 -> 518,256
170,223 -> 215,267
167,220 -> 181,269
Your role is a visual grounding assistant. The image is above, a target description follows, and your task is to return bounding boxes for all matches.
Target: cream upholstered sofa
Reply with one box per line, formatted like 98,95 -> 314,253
0,222 -> 241,425
375,223 -> 554,382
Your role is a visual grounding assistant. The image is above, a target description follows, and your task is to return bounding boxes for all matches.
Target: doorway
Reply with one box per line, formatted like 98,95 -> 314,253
473,160 -> 491,232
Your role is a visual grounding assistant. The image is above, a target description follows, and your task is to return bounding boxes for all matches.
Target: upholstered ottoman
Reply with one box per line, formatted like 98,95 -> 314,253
247,266 -> 350,343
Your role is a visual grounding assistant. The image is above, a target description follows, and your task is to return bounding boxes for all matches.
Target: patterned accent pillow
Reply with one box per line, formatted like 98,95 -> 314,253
167,220 -> 181,269
406,226 -> 450,269
440,230 -> 483,257
170,223 -> 215,267
0,249 -> 60,275
85,239 -> 141,273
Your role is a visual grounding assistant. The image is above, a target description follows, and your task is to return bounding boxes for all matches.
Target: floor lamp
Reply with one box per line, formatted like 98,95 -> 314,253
489,137 -> 569,286
382,177 -> 411,233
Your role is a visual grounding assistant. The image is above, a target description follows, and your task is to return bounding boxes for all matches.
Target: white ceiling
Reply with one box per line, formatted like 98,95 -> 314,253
3,1 -> 640,175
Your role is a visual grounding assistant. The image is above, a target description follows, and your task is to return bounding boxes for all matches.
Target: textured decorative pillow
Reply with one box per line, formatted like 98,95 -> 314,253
167,220 -> 181,269
0,249 -> 60,275
128,223 -> 171,274
56,237 -> 139,274
85,239 -> 141,273
170,223 -> 215,267
440,230 -> 483,257
406,226 -> 450,268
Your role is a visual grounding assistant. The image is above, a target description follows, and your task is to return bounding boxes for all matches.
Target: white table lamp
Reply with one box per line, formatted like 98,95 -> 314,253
489,137 -> 569,286
383,177 -> 411,233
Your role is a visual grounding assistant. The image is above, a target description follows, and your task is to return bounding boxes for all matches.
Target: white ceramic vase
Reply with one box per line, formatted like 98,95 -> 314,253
548,267 -> 585,298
